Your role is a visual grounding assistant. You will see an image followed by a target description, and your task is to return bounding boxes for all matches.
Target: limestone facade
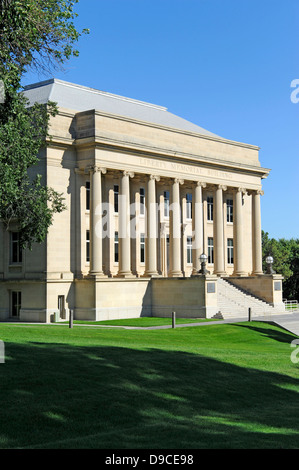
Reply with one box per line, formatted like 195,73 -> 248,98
0,79 -> 284,322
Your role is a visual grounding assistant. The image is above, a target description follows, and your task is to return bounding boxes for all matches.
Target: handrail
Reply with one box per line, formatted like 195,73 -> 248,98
284,300 -> 299,310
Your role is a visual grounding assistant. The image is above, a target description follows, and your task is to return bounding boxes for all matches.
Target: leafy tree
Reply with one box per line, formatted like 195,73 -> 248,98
0,0 -> 89,248
262,231 -> 299,301
0,0 -> 89,79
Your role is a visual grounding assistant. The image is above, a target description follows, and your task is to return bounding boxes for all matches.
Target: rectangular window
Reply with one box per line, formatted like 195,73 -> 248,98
11,291 -> 21,318
140,233 -> 145,263
227,199 -> 233,223
10,232 -> 22,264
140,188 -> 145,216
114,185 -> 119,213
187,236 -> 192,264
227,238 -> 234,264
114,232 -> 119,263
86,181 -> 90,211
207,197 -> 213,221
186,193 -> 192,219
86,230 -> 90,262
208,237 -> 214,264
164,191 -> 170,217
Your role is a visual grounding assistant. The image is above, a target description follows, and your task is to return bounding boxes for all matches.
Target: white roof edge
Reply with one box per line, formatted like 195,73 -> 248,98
23,78 -> 168,112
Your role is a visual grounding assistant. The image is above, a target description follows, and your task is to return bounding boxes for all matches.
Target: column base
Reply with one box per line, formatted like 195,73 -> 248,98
143,271 -> 159,278
116,272 -> 136,279
191,268 -> 201,276
251,271 -> 264,276
89,271 -> 107,279
214,271 -> 227,277
233,271 -> 248,277
168,271 -> 183,278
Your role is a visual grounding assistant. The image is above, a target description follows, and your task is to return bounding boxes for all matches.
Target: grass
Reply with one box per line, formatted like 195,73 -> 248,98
0,319 -> 298,449
65,317 -> 219,327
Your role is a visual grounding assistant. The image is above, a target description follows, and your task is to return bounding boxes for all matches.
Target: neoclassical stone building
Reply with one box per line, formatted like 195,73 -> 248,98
0,79 -> 284,322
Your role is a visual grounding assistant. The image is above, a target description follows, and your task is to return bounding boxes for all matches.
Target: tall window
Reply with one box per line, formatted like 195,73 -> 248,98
114,232 -> 119,263
114,185 -> 119,213
207,197 -> 213,221
164,191 -> 170,217
86,230 -> 90,262
186,193 -> 192,219
11,291 -> 21,318
86,181 -> 90,211
227,199 -> 233,223
227,238 -> 234,264
187,236 -> 192,264
140,233 -> 145,263
208,237 -> 214,264
140,188 -> 145,216
10,232 -> 22,264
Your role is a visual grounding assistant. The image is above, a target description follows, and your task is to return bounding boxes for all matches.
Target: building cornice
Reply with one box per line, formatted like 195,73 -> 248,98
77,108 -> 261,151
76,136 -> 270,179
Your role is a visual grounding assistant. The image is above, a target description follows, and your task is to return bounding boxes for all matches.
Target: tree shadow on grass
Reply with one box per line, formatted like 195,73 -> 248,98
0,340 -> 298,449
232,322 -> 298,344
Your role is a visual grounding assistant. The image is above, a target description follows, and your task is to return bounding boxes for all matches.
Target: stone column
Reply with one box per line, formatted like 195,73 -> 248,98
145,174 -> 160,276
118,170 -> 134,277
169,178 -> 184,277
214,184 -> 227,276
234,187 -> 247,276
252,189 -> 264,275
192,181 -> 206,274
90,166 -> 107,276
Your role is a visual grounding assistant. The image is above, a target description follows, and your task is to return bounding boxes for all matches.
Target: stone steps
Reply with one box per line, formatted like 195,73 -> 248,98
217,278 -> 277,319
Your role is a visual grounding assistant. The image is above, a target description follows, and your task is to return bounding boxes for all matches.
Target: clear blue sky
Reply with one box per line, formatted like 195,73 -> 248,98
22,0 -> 299,240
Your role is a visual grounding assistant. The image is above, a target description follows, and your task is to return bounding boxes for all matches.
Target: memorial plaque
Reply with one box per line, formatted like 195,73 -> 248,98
274,281 -> 281,291
207,282 -> 216,293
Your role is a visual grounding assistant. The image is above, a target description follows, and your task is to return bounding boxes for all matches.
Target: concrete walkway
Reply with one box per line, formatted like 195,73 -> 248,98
133,312 -> 299,336
252,311 -> 299,337
3,312 -> 299,336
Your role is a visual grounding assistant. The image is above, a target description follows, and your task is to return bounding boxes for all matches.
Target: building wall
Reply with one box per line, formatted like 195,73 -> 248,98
0,93 -> 273,321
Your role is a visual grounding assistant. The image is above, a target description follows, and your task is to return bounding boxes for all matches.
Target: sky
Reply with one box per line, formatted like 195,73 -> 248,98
22,0 -> 299,240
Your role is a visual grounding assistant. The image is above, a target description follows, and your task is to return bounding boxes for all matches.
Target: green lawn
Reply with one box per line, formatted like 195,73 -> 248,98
0,320 -> 298,449
67,317 -> 219,327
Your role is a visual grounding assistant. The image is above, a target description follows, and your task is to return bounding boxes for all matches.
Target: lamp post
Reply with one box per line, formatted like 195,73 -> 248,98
266,255 -> 275,275
199,253 -> 210,275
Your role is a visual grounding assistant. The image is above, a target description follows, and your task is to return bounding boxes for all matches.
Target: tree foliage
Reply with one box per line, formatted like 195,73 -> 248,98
262,231 -> 299,301
0,0 -> 88,248
0,0 -> 89,80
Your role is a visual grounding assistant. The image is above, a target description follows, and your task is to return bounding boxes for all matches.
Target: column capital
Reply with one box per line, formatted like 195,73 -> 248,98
94,166 -> 107,174
256,189 -> 264,196
217,184 -> 227,191
149,174 -> 161,182
195,181 -> 207,188
85,165 -> 106,175
174,178 -> 184,185
237,187 -> 247,195
123,170 -> 135,178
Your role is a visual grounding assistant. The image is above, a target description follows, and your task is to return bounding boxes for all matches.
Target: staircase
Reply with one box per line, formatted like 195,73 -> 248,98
217,278 -> 279,319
